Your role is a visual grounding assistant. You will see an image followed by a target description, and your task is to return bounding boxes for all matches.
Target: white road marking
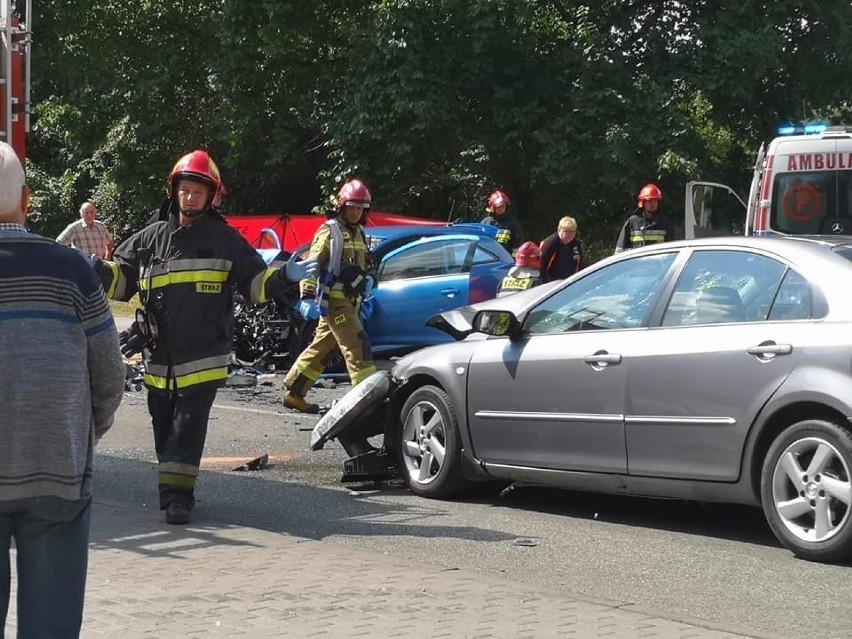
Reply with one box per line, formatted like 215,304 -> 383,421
212,403 -> 286,417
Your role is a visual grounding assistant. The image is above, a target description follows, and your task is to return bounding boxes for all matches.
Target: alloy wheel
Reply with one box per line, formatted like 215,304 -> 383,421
401,399 -> 448,485
772,436 -> 852,543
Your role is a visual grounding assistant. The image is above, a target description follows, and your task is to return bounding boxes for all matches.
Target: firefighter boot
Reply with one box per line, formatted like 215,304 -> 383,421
165,502 -> 191,525
284,390 -> 320,414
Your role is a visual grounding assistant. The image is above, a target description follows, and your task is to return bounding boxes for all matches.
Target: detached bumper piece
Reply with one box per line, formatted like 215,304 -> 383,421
340,446 -> 398,483
334,400 -> 399,483
310,370 -> 400,482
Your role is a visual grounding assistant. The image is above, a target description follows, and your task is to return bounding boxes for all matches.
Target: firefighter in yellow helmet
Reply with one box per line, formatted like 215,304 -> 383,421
283,179 -> 378,413
90,150 -> 317,525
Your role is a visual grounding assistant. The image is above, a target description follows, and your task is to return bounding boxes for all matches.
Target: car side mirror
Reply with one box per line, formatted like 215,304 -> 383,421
472,309 -> 521,338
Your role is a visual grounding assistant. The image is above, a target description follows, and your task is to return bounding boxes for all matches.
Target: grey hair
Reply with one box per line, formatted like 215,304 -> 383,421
0,142 -> 25,217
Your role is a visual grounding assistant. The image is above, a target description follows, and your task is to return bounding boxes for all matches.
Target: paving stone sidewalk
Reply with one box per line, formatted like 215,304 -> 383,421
4,499 -> 768,639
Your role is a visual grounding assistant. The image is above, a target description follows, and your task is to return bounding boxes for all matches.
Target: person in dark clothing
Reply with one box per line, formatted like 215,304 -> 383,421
615,183 -> 671,253
0,141 -> 125,637
481,189 -> 523,254
92,150 -> 317,525
540,216 -> 583,282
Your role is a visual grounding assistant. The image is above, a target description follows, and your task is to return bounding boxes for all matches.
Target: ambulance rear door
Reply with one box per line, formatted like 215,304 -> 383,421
767,133 -> 852,235
684,181 -> 747,239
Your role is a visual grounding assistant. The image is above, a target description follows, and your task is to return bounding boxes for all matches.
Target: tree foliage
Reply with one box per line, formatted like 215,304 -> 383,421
27,0 -> 852,256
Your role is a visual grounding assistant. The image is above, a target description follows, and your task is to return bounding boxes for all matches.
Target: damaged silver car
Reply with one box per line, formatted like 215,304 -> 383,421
312,235 -> 852,563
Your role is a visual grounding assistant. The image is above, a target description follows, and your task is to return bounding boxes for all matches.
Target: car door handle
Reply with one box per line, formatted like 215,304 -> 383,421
747,341 -> 793,359
584,352 -> 622,367
440,288 -> 460,297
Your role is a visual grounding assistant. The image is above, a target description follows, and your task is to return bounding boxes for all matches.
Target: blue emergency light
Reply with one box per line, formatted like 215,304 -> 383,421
776,122 -> 829,136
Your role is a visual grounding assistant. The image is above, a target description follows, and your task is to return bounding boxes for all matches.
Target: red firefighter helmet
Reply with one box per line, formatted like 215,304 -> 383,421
488,189 -> 510,211
637,183 -> 662,208
337,179 -> 372,209
515,241 -> 541,269
168,150 -> 224,201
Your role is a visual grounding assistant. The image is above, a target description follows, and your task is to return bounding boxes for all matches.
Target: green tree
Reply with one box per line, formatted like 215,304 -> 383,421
25,0 -> 852,258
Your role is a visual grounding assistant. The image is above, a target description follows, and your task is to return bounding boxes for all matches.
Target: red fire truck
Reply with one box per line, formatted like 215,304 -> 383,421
0,0 -> 30,164
685,124 -> 852,239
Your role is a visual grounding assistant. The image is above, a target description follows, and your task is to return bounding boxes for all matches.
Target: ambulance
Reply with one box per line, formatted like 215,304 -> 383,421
685,124 -> 852,239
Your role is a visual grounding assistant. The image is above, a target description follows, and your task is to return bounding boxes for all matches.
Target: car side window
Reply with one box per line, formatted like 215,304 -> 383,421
524,252 -> 676,335
768,270 -> 814,320
472,244 -> 500,265
662,250 -> 786,326
379,239 -> 471,281
448,239 -> 476,274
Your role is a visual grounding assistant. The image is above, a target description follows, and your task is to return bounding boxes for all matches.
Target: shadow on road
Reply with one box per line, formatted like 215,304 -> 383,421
90,455 -> 517,556
91,450 -> 786,559
484,485 -> 780,548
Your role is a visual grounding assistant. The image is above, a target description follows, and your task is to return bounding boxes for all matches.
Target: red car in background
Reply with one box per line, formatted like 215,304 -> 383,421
225,211 -> 445,253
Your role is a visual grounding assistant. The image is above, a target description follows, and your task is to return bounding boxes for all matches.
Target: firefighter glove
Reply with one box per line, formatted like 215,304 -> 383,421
119,309 -> 157,358
297,298 -> 320,321
283,253 -> 319,282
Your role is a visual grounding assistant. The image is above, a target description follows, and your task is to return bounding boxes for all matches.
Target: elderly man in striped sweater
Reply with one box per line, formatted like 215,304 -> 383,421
0,141 -> 125,637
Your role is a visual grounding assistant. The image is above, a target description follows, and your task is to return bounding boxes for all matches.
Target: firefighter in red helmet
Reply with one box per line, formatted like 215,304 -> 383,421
614,183 -> 672,253
482,189 -> 524,254
497,240 -> 543,297
90,150 -> 317,525
283,179 -> 378,413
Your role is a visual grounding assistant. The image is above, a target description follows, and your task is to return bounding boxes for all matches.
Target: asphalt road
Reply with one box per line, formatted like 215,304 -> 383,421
97,376 -> 852,639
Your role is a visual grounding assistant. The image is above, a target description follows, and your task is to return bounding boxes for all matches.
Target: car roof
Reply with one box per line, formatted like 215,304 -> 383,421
367,223 -> 495,241
290,222 -> 503,257
627,234 -> 852,260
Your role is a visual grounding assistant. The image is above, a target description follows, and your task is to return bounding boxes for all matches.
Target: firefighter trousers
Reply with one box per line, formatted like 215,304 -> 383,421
285,299 -> 377,397
147,387 -> 217,510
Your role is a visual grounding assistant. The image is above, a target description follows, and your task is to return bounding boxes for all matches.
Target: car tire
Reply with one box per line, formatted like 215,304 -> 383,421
397,385 -> 470,499
761,419 -> 852,563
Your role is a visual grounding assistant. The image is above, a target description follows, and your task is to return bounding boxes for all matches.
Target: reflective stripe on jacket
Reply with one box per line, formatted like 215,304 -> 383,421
96,213 -> 296,394
497,266 -> 541,297
481,213 -> 524,253
615,213 -> 672,252
301,220 -> 369,305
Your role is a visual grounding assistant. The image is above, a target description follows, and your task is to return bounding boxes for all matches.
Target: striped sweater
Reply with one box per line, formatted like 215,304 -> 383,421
0,225 -> 125,502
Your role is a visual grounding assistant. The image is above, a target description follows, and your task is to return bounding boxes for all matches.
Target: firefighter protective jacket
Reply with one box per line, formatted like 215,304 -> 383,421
615,212 -> 672,252
497,265 -> 541,297
300,220 -> 370,306
481,212 -> 524,253
97,212 -> 297,394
